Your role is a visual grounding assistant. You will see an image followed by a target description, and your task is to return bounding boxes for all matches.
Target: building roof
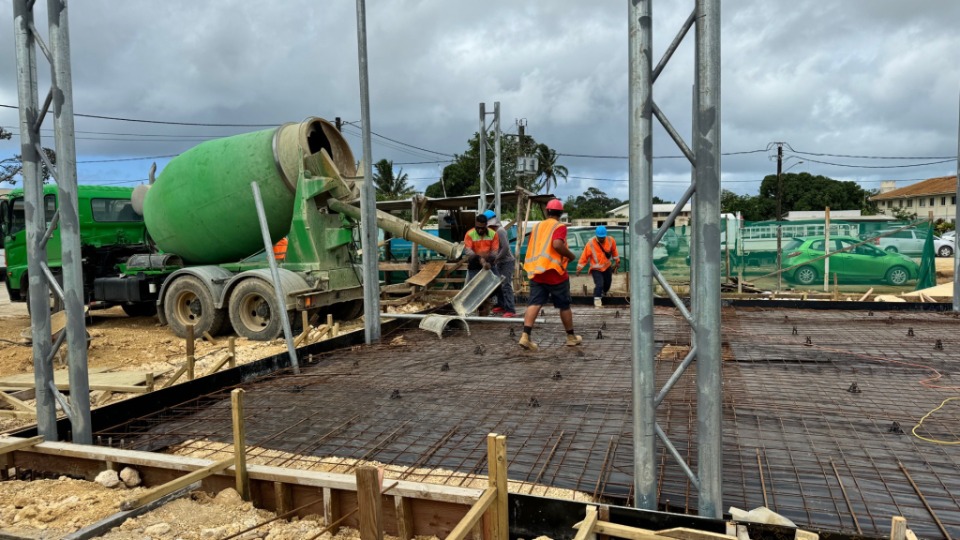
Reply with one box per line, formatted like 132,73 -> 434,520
607,202 -> 691,215
870,175 -> 958,201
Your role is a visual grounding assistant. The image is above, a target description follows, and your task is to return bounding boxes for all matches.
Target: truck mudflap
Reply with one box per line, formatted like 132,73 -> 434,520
156,266 -> 235,326
219,268 -> 310,312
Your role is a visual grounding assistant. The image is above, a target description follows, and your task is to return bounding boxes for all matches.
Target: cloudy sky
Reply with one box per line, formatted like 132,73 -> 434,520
1,0 -> 958,203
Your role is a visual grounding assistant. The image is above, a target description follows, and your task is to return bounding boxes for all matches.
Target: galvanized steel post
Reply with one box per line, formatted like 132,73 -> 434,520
493,102 -> 502,218
479,103 -> 488,212
693,0 -> 723,518
627,0 -> 657,510
47,0 -> 92,444
12,0 -> 57,440
954,90 -> 959,312
355,0 -> 381,343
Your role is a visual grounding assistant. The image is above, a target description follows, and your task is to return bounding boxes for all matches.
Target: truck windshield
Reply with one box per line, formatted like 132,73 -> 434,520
90,198 -> 142,222
8,195 -> 56,236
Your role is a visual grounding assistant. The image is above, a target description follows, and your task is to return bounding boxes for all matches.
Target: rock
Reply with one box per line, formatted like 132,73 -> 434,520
214,487 -> 243,506
144,522 -> 172,536
120,467 -> 142,487
201,527 -> 225,539
95,469 -> 122,488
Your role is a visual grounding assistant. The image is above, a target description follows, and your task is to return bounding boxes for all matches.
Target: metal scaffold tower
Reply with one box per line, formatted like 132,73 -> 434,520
478,102 -> 503,217
628,0 -> 723,517
12,0 -> 92,443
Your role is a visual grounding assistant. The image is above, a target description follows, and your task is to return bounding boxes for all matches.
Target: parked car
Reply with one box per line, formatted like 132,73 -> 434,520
783,236 -> 920,286
941,230 -> 956,241
870,228 -> 954,257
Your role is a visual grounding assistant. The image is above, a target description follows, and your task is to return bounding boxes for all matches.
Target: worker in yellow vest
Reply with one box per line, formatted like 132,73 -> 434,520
518,199 -> 582,351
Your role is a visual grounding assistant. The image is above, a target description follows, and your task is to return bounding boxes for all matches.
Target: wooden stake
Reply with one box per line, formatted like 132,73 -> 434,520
890,517 -> 907,540
323,487 -> 340,528
0,391 -> 36,413
447,489 -> 497,540
494,435 -> 508,540
231,389 -> 250,501
144,373 -> 155,393
186,324 -> 195,380
274,482 -> 293,516
858,288 -> 874,302
573,506 -> 598,540
356,466 -> 383,540
394,495 -> 414,540
228,337 -> 237,369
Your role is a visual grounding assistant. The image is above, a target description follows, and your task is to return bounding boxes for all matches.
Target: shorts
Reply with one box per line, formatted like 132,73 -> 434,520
528,279 -> 572,310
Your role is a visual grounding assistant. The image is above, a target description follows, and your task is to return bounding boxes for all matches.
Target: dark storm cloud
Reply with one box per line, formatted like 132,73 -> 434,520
1,1 -> 957,201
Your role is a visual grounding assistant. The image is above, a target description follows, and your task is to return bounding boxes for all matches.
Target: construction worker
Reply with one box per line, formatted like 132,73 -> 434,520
463,213 -> 499,284
273,237 -> 288,262
519,199 -> 582,350
576,226 -> 619,307
483,210 -> 517,318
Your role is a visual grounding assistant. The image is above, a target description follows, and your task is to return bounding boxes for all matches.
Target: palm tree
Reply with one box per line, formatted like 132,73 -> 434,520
533,144 -> 568,193
373,159 -> 416,201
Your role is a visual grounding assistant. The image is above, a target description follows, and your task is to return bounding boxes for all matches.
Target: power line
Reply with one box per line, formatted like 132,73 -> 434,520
788,155 -> 956,169
559,148 -> 769,160
78,154 -> 178,163
789,149 -> 956,160
343,121 -> 455,157
0,103 -> 276,127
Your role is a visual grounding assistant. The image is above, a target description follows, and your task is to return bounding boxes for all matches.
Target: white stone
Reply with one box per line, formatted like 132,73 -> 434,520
94,469 -> 121,488
213,487 -> 243,506
144,522 -> 172,536
120,467 -> 142,487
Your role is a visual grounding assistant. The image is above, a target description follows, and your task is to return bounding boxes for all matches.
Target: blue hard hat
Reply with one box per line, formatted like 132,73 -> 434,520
482,209 -> 496,219
596,226 -> 607,238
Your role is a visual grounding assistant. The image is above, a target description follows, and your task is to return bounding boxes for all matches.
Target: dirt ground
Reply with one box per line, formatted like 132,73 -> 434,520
0,477 -> 435,540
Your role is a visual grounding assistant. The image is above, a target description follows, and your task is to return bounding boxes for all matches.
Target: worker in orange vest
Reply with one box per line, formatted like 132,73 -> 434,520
273,237 -> 288,262
519,199 -> 582,351
576,226 -> 619,308
463,213 -> 500,284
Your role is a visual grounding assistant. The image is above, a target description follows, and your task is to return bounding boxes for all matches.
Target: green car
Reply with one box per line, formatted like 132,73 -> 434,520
783,236 -> 919,286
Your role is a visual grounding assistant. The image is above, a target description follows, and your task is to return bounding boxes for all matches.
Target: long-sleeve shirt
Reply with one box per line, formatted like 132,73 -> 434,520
493,227 -> 515,263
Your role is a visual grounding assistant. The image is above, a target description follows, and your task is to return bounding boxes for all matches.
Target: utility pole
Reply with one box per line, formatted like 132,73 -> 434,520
776,142 -> 783,292
335,117 -> 343,132
477,102 -> 502,216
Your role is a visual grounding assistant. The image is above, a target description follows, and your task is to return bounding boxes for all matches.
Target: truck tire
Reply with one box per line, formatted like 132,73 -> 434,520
330,299 -> 363,321
228,279 -> 286,341
121,302 -> 158,318
163,275 -> 226,338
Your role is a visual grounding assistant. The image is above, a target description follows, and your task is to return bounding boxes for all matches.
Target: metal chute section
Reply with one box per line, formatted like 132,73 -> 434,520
327,198 -> 464,261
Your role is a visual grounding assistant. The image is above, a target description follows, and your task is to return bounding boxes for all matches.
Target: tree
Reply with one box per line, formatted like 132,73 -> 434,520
720,172 -> 878,221
532,143 -> 568,193
423,133 -> 565,198
564,187 -> 624,220
373,159 -> 415,201
1,147 -> 57,185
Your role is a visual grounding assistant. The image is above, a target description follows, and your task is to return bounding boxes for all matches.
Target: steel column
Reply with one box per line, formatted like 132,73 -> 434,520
12,0 -> 57,440
493,102 -> 502,217
46,0 -> 91,443
355,0 -> 381,343
479,103 -> 488,212
693,0 -> 723,518
627,0 -> 657,511
954,90 -> 959,312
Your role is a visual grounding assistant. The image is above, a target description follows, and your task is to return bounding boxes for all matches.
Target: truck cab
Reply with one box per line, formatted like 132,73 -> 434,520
0,185 -> 152,313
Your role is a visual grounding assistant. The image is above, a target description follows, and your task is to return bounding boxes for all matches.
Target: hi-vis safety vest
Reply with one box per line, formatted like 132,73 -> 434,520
523,218 -> 566,278
577,237 -> 618,273
273,238 -> 288,262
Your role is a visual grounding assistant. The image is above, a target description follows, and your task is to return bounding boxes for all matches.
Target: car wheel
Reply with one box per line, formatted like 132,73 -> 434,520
163,275 -> 226,338
886,266 -> 910,286
938,245 -> 953,257
885,246 -> 898,253
795,266 -> 818,285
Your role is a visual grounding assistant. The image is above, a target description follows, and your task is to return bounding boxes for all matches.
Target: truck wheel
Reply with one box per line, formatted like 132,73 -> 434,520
121,302 -> 157,318
330,299 -> 363,321
229,279 -> 285,341
163,276 -> 225,338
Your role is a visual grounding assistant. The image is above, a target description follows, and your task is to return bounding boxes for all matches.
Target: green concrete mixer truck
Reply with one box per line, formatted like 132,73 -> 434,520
1,117 -> 462,341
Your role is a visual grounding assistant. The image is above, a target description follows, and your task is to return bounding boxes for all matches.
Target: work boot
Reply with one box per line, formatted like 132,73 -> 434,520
566,334 -> 583,347
518,332 -> 539,351
593,297 -> 602,308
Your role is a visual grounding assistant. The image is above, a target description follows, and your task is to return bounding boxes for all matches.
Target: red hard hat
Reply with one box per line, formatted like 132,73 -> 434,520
546,199 -> 564,211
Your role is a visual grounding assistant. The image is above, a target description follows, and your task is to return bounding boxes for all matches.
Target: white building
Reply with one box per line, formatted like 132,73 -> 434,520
870,176 -> 958,222
569,202 -> 692,228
